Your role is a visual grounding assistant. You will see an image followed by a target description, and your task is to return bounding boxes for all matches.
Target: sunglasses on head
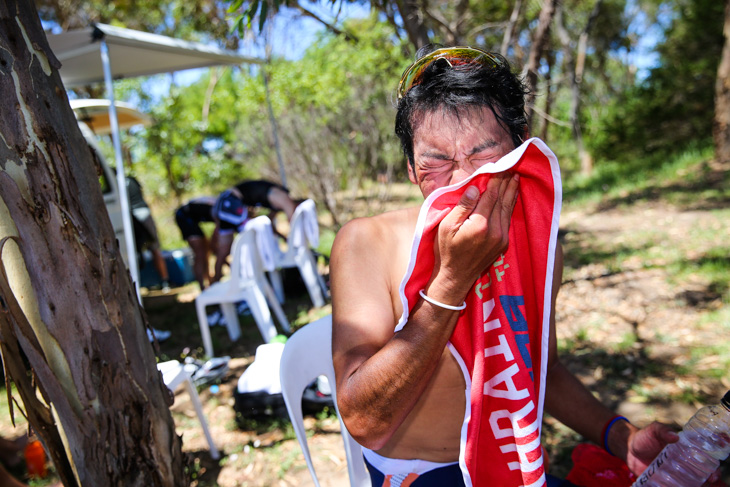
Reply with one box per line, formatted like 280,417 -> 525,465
397,46 -> 504,101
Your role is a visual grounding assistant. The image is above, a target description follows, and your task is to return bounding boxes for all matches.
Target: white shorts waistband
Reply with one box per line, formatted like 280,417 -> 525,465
362,447 -> 459,477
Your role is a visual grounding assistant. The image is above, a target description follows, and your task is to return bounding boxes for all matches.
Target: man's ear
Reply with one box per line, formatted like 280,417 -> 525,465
407,160 -> 418,185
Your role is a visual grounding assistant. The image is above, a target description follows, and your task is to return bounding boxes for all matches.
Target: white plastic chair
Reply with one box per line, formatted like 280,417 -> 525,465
279,315 -> 370,487
157,360 -> 220,459
195,218 -> 290,358
271,199 -> 329,308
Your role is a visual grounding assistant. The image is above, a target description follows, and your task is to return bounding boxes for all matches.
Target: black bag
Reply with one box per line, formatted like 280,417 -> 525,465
233,390 -> 288,420
233,380 -> 334,422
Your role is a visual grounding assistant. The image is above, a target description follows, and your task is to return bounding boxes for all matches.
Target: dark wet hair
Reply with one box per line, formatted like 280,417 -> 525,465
395,45 -> 529,170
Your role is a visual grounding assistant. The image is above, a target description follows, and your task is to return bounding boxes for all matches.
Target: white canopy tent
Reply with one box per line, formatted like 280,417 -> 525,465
69,99 -> 151,135
47,24 -> 264,295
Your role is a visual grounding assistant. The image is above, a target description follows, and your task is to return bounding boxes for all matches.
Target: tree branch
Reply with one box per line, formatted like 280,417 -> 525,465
293,3 -> 359,42
466,21 -> 508,41
394,0 -> 430,49
420,4 -> 459,43
531,104 -> 571,127
501,0 -> 524,56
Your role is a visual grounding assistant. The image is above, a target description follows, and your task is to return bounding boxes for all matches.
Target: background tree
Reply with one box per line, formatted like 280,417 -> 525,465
0,1 -> 186,485
555,0 -> 601,174
36,0 -> 239,48
523,0 -> 558,128
714,0 -> 730,163
592,0 -> 725,158
217,16 -> 407,228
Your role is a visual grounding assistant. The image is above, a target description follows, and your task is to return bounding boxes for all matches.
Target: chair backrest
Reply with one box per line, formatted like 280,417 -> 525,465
279,315 -> 370,487
226,230 -> 248,289
287,199 -> 319,251
244,216 -> 279,272
229,219 -> 269,288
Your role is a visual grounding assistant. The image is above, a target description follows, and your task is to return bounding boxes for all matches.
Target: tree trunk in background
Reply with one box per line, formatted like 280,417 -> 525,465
556,0 -> 600,174
501,0 -> 524,57
0,2 -> 186,486
572,0 -> 601,175
539,48 -> 555,142
524,0 -> 558,129
394,0 -> 431,50
714,0 -> 730,163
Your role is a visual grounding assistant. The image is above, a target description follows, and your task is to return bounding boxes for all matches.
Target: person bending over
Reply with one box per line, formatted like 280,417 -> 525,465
210,179 -> 300,282
174,196 -> 219,290
330,46 -> 686,486
225,180 -> 298,239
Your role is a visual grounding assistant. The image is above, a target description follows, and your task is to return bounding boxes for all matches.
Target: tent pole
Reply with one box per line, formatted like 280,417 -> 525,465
262,70 -> 287,188
100,39 -> 141,301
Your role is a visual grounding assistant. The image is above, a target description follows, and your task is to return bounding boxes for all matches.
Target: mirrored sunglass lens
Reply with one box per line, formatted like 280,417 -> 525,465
398,48 -> 499,99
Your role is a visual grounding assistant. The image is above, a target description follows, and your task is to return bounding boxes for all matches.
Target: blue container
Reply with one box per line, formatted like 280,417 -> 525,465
165,249 -> 194,286
138,249 -> 194,288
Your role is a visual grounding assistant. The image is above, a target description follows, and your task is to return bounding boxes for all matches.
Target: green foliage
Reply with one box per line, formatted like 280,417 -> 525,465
128,68 -> 261,203
228,0 -> 346,37
563,144 -> 713,205
590,0 -> 725,158
118,15 -> 407,228
229,0 -> 290,35
222,16 -> 408,225
37,0 -> 239,47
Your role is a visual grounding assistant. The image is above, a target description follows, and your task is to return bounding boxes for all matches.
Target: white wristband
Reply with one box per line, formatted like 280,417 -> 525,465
419,289 -> 467,311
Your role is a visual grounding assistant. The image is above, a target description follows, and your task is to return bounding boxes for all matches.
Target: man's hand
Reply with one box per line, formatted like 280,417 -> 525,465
625,421 -> 678,474
626,422 -> 725,485
429,172 -> 520,300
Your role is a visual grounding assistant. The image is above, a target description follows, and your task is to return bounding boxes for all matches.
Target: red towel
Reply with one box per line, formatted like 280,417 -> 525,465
566,443 -> 635,486
396,139 -> 562,487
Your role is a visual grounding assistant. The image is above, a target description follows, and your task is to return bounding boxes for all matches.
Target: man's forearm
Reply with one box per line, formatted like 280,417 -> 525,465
543,361 -> 636,459
336,299 -> 461,450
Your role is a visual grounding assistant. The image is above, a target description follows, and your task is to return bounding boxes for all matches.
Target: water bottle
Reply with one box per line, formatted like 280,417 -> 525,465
24,437 -> 47,478
631,390 -> 730,486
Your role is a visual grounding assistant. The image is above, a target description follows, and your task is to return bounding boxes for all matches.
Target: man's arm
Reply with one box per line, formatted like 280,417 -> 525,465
544,244 -> 678,475
332,174 -> 520,450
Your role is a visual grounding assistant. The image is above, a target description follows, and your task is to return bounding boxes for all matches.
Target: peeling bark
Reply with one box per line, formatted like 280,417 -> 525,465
0,1 -> 186,485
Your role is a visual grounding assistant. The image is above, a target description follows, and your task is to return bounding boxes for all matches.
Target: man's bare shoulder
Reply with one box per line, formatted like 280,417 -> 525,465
333,207 -> 420,252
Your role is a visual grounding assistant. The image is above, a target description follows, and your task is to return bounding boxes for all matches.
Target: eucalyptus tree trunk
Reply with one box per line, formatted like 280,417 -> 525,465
524,0 -> 558,128
714,0 -> 730,163
394,0 -> 431,49
0,2 -> 186,486
501,0 -> 524,57
556,1 -> 600,175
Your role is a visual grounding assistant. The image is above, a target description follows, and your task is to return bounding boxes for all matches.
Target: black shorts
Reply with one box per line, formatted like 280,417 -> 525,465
175,208 -> 204,240
175,199 -> 216,239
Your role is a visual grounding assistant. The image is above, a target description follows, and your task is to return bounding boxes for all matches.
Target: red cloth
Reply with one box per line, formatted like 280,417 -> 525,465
396,139 -> 562,487
566,444 -> 635,486
566,443 -> 729,487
